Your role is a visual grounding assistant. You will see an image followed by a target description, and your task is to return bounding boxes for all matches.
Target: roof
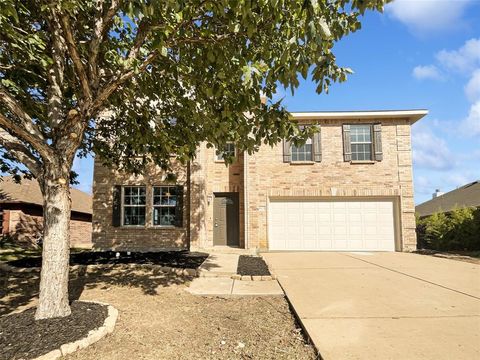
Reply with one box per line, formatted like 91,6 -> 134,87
291,109 -> 428,123
415,180 -> 480,217
0,176 -> 92,215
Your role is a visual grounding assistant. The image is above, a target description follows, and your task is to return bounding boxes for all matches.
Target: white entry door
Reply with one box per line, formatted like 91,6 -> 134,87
268,199 -> 396,251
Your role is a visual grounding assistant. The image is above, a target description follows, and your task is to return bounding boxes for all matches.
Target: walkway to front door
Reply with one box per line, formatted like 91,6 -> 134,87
213,192 -> 239,246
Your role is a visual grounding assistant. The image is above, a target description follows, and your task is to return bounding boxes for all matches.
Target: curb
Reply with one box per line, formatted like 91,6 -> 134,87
32,301 -> 118,360
230,274 -> 277,281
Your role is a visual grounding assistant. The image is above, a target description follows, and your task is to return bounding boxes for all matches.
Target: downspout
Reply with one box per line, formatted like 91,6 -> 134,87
187,160 -> 191,250
244,151 -> 249,250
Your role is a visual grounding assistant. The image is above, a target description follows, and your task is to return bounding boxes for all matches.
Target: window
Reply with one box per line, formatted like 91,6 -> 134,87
291,126 -> 313,162
153,186 -> 177,226
122,186 -> 146,226
350,124 -> 373,161
215,142 -> 236,161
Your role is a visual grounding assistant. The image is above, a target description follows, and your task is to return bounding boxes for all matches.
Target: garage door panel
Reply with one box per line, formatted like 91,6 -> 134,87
268,199 -> 396,251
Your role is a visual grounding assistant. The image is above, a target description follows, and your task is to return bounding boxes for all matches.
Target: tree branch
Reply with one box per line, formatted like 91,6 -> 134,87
89,0 -> 121,89
0,125 -> 42,177
90,51 -> 159,115
58,12 -> 92,103
47,10 -> 67,128
0,88 -> 51,159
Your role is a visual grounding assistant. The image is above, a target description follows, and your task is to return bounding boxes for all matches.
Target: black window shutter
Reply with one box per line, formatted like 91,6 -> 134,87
112,185 -> 121,227
373,123 -> 383,161
175,185 -> 184,227
342,124 -> 352,161
313,126 -> 322,162
283,139 -> 291,163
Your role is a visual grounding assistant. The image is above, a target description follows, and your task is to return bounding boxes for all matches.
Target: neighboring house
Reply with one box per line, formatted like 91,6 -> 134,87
415,181 -> 480,218
93,109 -> 427,252
0,176 -> 93,248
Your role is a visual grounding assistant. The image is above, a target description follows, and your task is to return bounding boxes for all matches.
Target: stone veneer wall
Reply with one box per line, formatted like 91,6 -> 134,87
245,117 -> 416,251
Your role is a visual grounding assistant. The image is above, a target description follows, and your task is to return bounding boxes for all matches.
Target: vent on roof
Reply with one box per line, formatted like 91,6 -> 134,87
432,189 -> 444,199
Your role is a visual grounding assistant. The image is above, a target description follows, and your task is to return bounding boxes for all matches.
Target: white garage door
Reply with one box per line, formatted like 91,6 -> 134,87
268,199 -> 396,251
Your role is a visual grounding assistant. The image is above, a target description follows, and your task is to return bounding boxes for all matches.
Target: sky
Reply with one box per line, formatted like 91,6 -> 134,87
73,0 -> 480,205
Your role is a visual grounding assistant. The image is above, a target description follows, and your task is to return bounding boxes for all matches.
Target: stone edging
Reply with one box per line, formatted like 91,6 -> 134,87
230,274 -> 277,281
0,262 -> 199,277
33,301 -> 118,360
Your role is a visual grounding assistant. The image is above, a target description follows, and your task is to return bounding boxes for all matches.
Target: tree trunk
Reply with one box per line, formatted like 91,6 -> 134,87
35,170 -> 72,320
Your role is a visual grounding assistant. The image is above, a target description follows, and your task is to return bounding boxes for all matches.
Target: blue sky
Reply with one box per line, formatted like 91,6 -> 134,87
74,0 -> 480,205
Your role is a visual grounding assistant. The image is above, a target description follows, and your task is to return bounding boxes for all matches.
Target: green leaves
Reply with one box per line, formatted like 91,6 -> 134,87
417,207 -> 480,251
0,0 -> 389,176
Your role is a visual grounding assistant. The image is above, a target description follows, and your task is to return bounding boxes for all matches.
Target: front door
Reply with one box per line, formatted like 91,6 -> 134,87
213,192 -> 239,246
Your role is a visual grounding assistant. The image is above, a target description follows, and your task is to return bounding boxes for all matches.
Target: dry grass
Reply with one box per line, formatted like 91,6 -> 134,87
1,267 -> 317,359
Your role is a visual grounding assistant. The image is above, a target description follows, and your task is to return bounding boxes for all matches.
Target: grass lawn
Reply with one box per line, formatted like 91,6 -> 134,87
0,266 -> 316,359
0,244 -> 88,263
0,245 -> 41,263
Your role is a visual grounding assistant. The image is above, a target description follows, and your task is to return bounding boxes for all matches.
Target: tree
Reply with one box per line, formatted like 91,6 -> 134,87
0,0 -> 389,319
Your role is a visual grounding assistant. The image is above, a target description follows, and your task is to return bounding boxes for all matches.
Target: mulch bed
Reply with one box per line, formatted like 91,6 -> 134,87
237,255 -> 271,276
7,251 -> 208,269
0,301 -> 108,360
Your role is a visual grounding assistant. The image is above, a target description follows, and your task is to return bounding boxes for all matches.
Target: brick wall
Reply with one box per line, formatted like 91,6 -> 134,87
245,117 -> 416,251
93,116 -> 417,252
92,160 -> 189,251
190,143 -> 245,248
4,209 -> 92,248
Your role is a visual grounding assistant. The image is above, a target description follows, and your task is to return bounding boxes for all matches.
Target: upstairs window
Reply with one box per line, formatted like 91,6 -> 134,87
122,186 -> 146,226
291,137 -> 313,162
215,142 -> 236,161
283,125 -> 322,163
350,124 -> 373,161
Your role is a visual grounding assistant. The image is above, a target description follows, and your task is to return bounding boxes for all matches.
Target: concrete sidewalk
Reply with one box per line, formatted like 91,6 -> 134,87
263,252 -> 480,360
188,251 -> 283,296
186,277 -> 283,296
196,253 -> 239,277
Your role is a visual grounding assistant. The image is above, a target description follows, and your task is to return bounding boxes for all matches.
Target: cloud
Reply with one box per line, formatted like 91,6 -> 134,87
436,38 -> 480,73
411,122 -> 454,170
387,0 -> 473,34
412,65 -> 443,80
465,69 -> 480,102
461,101 -> 480,136
411,38 -> 480,137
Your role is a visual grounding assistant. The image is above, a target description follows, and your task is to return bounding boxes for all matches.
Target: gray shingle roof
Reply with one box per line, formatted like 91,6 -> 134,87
415,180 -> 480,217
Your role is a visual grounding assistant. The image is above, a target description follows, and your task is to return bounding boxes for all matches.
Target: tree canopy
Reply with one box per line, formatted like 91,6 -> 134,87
1,0 -> 389,177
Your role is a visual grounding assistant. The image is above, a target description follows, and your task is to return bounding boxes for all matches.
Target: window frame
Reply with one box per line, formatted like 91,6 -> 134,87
349,124 -> 374,162
121,186 -> 147,227
290,125 -> 314,163
215,142 -> 237,162
152,185 -> 178,228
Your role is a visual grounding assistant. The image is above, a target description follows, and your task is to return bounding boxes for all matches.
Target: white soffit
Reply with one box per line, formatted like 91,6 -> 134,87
290,109 -> 428,123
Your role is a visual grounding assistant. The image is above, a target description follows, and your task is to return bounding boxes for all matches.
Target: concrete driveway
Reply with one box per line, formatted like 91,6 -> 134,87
262,252 -> 480,360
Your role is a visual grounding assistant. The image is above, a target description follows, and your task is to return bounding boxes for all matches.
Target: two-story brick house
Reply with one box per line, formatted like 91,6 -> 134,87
92,109 -> 427,252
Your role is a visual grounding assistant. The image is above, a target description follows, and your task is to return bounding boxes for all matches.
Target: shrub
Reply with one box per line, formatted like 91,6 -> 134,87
416,207 -> 480,251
